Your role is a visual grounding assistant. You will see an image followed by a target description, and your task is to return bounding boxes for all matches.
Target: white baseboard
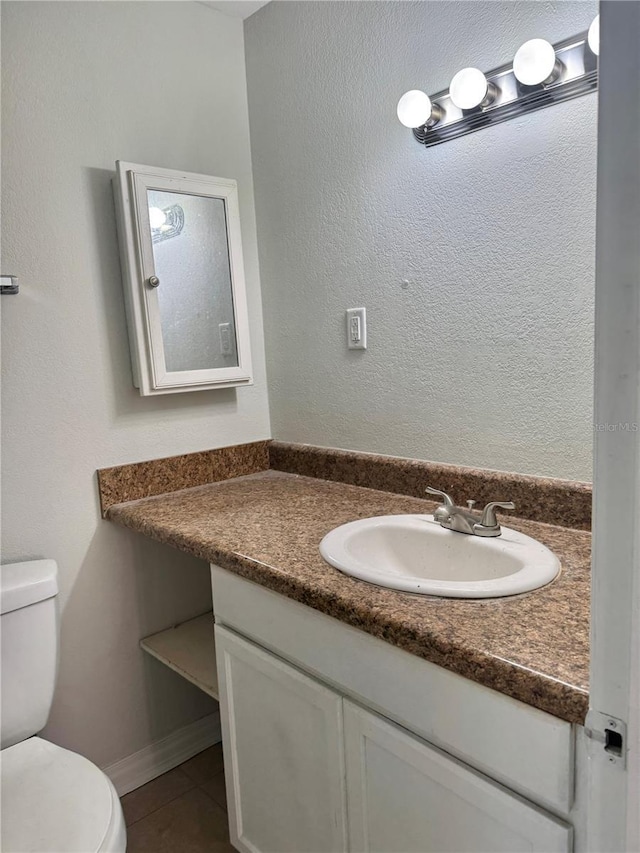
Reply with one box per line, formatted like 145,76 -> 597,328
103,711 -> 222,796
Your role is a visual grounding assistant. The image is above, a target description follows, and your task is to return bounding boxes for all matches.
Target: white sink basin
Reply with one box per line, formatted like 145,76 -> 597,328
319,515 -> 560,598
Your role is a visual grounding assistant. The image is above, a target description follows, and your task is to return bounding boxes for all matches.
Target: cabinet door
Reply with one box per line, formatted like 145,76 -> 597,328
215,625 -> 348,853
344,701 -> 571,853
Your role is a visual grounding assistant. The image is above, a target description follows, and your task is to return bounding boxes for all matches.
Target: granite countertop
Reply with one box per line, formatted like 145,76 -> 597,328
106,470 -> 590,724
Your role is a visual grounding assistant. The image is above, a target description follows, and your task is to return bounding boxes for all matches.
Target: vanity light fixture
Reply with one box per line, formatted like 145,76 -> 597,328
588,15 -> 600,56
396,90 -> 442,128
148,206 -> 167,229
149,203 -> 185,244
400,24 -> 598,148
449,68 -> 497,110
513,39 -> 562,87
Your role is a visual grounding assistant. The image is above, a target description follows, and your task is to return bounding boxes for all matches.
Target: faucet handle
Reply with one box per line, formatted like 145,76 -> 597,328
425,487 -> 455,523
425,487 -> 455,507
480,501 -> 515,527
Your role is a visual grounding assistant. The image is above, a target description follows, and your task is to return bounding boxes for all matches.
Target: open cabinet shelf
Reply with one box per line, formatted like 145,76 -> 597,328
140,612 -> 218,699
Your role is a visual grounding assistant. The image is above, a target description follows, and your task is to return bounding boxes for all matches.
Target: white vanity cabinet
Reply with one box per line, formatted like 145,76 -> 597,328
212,567 -> 575,853
343,703 -> 570,853
215,626 -> 348,853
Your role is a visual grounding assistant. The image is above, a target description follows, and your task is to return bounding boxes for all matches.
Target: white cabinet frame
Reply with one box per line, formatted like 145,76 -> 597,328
113,162 -> 253,395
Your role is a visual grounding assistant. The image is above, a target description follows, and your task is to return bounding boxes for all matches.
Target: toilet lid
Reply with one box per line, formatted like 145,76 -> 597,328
1,737 -> 117,852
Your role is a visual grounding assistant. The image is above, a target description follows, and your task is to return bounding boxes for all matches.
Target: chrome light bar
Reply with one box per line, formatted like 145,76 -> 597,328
403,29 -> 598,149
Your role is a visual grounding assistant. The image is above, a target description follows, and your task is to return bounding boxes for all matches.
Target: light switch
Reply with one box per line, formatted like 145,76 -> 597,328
346,307 -> 367,350
219,322 -> 232,355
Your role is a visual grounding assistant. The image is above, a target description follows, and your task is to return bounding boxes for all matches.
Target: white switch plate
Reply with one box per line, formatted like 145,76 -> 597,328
346,307 -> 367,350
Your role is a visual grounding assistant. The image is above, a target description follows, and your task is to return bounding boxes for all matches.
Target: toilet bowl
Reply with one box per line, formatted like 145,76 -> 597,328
0,560 -> 127,852
2,738 -> 126,852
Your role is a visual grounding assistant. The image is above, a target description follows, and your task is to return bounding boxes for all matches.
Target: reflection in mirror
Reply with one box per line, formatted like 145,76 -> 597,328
147,190 -> 238,372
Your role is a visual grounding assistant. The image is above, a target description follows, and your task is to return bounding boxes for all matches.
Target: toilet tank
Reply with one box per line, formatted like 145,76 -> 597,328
1,560 -> 59,749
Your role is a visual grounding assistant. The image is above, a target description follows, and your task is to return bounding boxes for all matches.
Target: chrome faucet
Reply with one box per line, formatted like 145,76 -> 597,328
425,487 -> 515,538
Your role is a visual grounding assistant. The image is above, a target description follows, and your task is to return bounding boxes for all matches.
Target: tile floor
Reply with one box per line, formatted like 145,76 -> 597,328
121,744 -> 234,853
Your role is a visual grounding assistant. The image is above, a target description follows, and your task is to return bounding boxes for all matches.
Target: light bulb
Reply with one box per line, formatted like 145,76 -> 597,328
513,38 -> 560,86
588,15 -> 599,56
449,68 -> 490,110
397,90 -> 434,128
148,207 -> 167,229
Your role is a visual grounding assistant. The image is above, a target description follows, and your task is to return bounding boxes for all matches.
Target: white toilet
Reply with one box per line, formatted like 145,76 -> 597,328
1,560 -> 127,852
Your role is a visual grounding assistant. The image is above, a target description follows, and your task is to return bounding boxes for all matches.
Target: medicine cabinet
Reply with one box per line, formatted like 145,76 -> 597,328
113,162 -> 253,395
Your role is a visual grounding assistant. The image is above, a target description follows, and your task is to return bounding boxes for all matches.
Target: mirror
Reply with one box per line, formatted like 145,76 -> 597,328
148,190 -> 238,372
113,162 -> 252,395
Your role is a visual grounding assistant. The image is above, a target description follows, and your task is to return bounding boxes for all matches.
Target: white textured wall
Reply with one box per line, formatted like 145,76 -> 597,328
246,0 -> 597,481
1,1 -> 270,767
